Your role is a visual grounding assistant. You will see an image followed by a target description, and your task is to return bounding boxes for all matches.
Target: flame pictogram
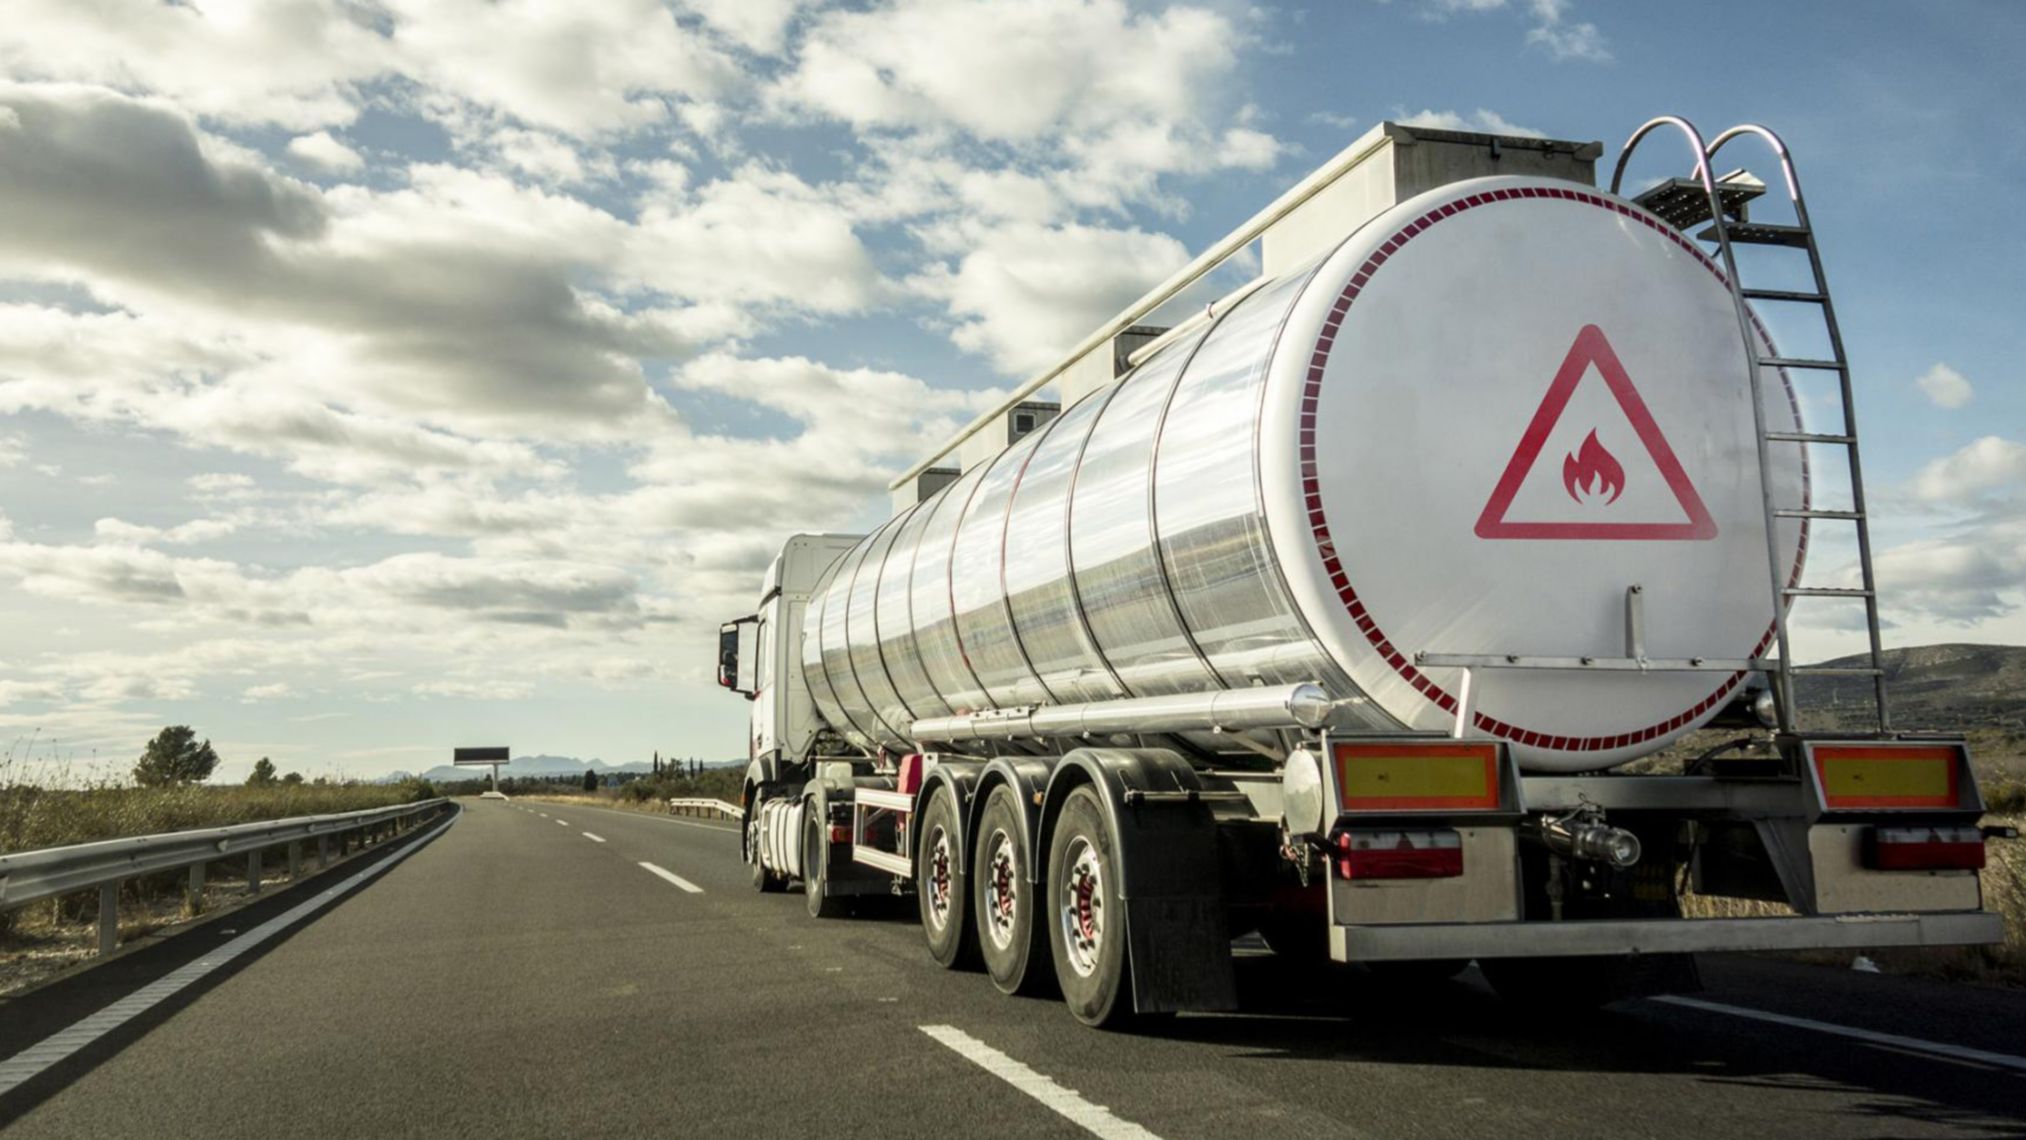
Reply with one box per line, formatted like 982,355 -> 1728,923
1561,430 -> 1625,505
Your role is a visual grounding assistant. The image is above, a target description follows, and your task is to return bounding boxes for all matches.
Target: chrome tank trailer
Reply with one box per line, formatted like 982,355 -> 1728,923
805,175 -> 1806,774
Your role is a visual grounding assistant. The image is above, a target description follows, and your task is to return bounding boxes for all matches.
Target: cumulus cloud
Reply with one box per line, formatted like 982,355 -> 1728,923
1399,108 -> 1547,138
1912,436 -> 2026,504
287,130 -> 364,173
1915,362 -> 1974,409
916,222 -> 1192,375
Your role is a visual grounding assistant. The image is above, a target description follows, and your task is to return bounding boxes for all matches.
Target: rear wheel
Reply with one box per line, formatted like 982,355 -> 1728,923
1047,786 -> 1133,1028
803,803 -> 845,918
916,787 -> 977,968
974,786 -> 1052,996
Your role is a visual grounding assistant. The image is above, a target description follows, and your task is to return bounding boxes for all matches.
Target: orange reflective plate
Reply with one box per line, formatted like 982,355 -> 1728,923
1336,742 -> 1500,811
1814,744 -> 1959,809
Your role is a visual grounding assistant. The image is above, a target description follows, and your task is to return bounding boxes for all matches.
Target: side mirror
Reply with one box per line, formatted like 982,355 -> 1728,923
717,616 -> 758,698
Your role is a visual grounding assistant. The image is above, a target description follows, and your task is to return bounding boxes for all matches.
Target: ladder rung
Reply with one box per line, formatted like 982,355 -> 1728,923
1789,666 -> 1885,677
1784,587 -> 1873,598
1775,508 -> 1862,520
1765,431 -> 1853,444
1741,288 -> 1826,303
1699,222 -> 1812,247
1761,356 -> 1845,370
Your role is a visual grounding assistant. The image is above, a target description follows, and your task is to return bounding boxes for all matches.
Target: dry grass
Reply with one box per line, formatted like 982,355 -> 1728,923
1,767 -> 441,994
1,780 -> 434,854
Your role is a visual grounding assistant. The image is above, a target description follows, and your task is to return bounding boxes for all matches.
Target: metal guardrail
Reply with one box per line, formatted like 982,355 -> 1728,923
667,798 -> 744,822
0,797 -> 449,957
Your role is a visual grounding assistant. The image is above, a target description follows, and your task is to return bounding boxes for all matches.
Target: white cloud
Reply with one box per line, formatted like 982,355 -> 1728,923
684,0 -> 808,55
916,222 -> 1191,375
1399,108 -> 1547,138
1525,0 -> 1611,62
286,130 -> 364,174
1912,436 -> 2026,504
386,0 -> 739,137
1914,362 -> 1974,409
243,682 -> 295,701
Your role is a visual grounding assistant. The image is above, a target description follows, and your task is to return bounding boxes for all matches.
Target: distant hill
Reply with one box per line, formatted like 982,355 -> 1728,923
385,754 -> 744,783
1796,643 -> 2026,736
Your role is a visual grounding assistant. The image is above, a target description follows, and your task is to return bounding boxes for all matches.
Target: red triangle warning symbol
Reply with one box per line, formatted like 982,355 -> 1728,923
1475,325 -> 1717,541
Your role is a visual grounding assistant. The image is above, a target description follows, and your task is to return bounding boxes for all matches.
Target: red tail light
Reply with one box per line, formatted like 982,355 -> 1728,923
828,823 -> 852,845
1866,826 -> 1985,871
1335,829 -> 1463,880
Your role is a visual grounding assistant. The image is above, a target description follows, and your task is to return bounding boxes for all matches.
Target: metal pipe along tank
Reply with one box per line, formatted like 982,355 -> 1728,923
805,174 -> 1807,773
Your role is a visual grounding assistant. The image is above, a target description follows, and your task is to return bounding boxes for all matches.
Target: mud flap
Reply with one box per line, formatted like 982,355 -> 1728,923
1115,794 -> 1239,1015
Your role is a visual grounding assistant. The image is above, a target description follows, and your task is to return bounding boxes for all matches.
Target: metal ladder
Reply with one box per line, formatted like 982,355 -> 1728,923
1611,117 -> 1890,736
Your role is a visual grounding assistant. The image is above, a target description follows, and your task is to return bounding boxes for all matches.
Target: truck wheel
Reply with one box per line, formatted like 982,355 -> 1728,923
749,817 -> 785,893
916,787 -> 977,968
1047,785 -> 1133,1028
974,786 -> 1053,996
803,805 -> 846,919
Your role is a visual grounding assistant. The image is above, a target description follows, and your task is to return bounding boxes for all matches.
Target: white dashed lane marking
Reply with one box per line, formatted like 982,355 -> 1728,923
637,862 -> 703,894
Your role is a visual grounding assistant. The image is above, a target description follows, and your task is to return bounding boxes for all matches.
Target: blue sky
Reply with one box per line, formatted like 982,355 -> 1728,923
0,0 -> 2020,783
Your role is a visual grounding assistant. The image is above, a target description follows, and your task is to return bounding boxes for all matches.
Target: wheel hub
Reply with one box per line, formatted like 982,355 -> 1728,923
984,830 -> 1018,951
925,827 -> 953,931
1060,839 -> 1105,978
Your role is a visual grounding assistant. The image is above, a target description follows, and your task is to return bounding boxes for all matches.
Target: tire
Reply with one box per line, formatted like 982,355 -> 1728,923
803,803 -> 846,918
749,816 -> 786,894
916,787 -> 977,968
1046,785 -> 1134,1028
973,786 -> 1053,996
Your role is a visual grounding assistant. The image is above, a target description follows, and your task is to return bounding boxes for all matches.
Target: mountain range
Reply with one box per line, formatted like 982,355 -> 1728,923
385,754 -> 741,784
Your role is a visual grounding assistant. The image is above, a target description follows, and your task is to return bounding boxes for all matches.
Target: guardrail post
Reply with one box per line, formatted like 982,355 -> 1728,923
248,849 -> 262,895
287,841 -> 302,880
186,863 -> 205,917
317,835 -> 329,868
98,882 -> 118,955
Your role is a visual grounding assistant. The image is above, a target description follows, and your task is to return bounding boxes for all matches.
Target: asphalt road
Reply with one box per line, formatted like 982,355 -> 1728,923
3,798 -> 2023,1139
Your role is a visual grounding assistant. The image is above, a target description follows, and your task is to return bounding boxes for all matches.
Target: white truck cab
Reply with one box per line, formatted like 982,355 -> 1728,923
719,533 -> 861,774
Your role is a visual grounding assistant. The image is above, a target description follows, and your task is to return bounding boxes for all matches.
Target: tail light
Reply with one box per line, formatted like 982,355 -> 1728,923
1335,829 -> 1463,880
829,823 -> 852,845
1866,825 -> 1985,871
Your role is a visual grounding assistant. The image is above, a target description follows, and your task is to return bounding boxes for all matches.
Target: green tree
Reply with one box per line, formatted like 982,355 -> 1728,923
247,757 -> 278,786
281,771 -> 304,786
133,726 -> 220,787
582,769 -> 600,793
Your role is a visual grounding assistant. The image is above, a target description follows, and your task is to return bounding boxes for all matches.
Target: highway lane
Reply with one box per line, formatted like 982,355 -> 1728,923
4,797 -> 2023,1139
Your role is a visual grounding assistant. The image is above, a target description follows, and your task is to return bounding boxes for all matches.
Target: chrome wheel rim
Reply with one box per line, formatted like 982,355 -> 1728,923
1059,837 -> 1105,978
924,826 -> 954,932
983,829 -> 1018,952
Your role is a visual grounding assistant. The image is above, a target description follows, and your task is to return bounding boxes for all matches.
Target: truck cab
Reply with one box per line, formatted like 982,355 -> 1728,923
718,533 -> 860,782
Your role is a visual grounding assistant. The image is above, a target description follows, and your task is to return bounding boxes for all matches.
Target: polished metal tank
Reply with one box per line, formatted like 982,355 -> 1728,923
805,175 -> 1807,773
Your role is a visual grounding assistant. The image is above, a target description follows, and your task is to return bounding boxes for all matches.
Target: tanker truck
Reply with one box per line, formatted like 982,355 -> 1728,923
714,117 -> 2010,1027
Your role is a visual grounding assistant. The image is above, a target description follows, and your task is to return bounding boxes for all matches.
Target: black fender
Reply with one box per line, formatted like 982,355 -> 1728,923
969,757 -> 1056,883
1039,748 -> 1236,1015
912,760 -> 985,873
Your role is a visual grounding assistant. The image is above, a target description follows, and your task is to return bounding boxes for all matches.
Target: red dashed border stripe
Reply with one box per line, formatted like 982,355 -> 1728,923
1299,184 -> 1809,754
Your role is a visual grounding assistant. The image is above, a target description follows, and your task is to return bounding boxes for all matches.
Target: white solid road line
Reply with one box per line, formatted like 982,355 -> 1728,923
1651,995 -> 2026,1074
638,862 -> 704,894
0,808 -> 457,1097
920,1025 -> 1162,1140
582,832 -> 606,843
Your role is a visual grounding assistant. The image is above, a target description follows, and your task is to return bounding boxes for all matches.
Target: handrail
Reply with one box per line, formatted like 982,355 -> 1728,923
0,798 -> 449,913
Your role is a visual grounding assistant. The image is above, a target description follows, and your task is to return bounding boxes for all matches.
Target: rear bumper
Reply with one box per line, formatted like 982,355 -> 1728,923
1334,911 -> 2004,961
